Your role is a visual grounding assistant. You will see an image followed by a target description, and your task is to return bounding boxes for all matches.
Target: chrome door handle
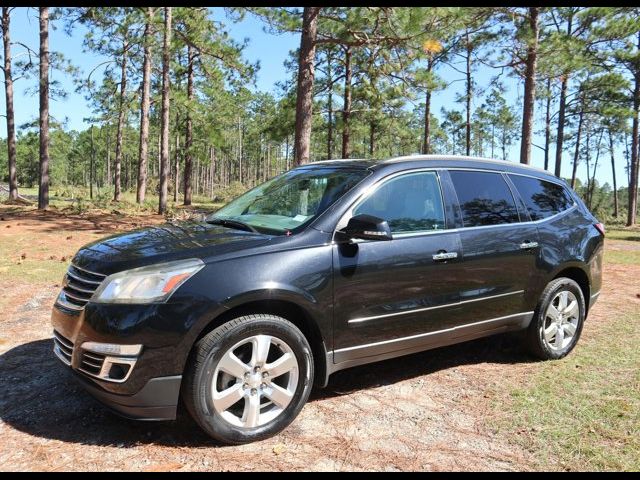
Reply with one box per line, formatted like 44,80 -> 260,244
519,241 -> 539,250
432,251 -> 458,262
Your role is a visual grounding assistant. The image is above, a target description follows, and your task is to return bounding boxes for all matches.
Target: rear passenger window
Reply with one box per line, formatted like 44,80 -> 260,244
508,175 -> 574,221
449,171 -> 519,227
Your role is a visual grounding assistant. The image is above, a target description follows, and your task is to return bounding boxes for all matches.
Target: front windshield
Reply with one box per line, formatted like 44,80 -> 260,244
207,166 -> 370,235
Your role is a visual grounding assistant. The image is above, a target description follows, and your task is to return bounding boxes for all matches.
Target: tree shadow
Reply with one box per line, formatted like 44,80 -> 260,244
0,335 -> 536,448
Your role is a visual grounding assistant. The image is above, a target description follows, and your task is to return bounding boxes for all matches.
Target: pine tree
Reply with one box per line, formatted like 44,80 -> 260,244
158,7 -> 172,214
1,7 -> 18,200
38,7 -> 50,210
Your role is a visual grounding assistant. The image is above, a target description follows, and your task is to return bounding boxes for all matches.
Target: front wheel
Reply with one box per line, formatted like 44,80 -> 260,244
525,277 -> 586,360
183,314 -> 314,444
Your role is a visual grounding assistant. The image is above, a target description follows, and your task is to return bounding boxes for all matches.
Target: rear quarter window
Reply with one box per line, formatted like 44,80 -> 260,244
508,174 -> 575,221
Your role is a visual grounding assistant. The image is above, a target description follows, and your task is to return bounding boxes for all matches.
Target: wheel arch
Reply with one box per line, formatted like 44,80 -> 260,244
187,298 -> 330,389
552,265 -> 591,312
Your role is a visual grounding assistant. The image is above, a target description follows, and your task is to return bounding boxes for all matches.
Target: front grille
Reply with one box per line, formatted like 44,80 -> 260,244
79,351 -> 106,377
56,264 -> 106,312
53,330 -> 74,366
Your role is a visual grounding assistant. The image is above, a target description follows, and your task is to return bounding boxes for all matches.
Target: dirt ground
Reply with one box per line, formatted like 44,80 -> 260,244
0,207 -> 638,471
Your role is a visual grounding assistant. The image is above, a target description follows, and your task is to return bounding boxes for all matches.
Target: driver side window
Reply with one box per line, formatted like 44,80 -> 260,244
353,171 -> 446,234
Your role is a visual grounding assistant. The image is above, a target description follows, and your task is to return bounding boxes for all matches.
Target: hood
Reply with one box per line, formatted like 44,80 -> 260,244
71,221 -> 273,275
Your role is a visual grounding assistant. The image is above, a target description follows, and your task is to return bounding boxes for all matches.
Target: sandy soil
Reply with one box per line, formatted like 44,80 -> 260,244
0,208 -> 637,471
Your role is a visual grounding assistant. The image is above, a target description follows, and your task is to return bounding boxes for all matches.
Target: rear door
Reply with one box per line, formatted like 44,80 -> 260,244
445,169 -> 541,328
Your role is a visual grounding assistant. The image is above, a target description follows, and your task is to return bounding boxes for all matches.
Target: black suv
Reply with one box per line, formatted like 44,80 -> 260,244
51,155 -> 604,444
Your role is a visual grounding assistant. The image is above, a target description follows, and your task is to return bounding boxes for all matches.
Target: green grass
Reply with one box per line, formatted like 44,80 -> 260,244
604,228 -> 640,265
605,228 -> 640,243
604,249 -> 640,266
494,232 -> 640,471
500,313 -> 640,471
0,233 -> 76,284
0,258 -> 69,285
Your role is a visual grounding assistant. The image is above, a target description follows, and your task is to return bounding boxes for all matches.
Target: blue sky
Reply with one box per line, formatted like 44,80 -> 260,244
0,7 -> 624,188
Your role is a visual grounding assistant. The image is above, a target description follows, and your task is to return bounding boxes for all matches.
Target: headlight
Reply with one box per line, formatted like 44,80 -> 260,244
91,258 -> 205,304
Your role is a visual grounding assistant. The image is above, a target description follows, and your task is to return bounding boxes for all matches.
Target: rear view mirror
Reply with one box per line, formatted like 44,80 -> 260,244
339,214 -> 393,242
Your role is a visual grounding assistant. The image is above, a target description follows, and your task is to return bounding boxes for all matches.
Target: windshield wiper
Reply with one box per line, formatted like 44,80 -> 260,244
207,218 -> 259,233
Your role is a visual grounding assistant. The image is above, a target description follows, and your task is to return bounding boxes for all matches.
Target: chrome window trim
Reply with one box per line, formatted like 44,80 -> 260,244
335,311 -> 534,354
334,203 -> 577,245
347,289 -> 525,324
331,165 -> 580,244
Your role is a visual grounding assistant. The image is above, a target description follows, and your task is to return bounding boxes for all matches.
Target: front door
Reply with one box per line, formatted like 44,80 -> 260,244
332,170 -> 465,363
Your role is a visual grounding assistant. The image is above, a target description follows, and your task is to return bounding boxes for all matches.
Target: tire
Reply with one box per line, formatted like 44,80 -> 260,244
525,277 -> 586,360
182,314 -> 314,445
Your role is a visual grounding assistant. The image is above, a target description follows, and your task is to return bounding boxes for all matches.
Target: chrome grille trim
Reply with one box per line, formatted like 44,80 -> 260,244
56,264 -> 107,312
61,290 -> 92,303
52,330 -> 140,384
53,330 -> 73,366
82,352 -> 104,362
65,269 -> 103,286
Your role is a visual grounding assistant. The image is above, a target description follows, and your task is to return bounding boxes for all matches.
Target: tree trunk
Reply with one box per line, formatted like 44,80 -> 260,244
38,7 -> 49,210
106,128 -> 111,184
136,7 -> 153,204
491,124 -> 495,158
90,125 -> 95,200
570,105 -> 584,189
184,44 -> 195,205
554,16 -> 573,177
554,77 -> 569,177
158,7 -> 172,215
627,66 -> 640,226
114,38 -> 128,202
369,121 -> 376,157
326,52 -> 333,160
2,8 -> 18,201
210,146 -> 216,198
465,32 -> 472,156
238,118 -> 243,184
285,136 -> 290,170
422,90 -> 432,155
519,7 -> 539,165
544,77 -> 552,171
174,121 -> 179,203
502,129 -> 507,161
584,126 -> 591,207
341,46 -> 352,159
588,129 -> 603,209
293,7 -> 320,165
609,129 -> 619,218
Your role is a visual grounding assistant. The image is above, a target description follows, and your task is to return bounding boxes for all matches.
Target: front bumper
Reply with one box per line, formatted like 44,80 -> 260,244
50,301 -> 195,420
70,370 -> 182,421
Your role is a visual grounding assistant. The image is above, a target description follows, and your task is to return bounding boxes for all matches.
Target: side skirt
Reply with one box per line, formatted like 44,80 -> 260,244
324,311 -> 533,379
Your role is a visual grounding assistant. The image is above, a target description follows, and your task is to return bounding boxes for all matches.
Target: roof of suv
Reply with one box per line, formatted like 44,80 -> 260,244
305,155 -> 562,183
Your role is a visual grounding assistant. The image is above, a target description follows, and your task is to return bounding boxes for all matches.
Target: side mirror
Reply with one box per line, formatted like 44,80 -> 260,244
338,214 -> 393,242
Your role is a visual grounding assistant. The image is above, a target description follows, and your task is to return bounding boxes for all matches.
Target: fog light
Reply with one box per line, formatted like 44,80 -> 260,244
82,342 -> 142,356
108,363 -> 131,381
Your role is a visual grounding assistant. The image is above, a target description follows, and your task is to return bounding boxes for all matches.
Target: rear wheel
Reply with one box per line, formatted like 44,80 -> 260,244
183,314 -> 314,444
525,277 -> 586,360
